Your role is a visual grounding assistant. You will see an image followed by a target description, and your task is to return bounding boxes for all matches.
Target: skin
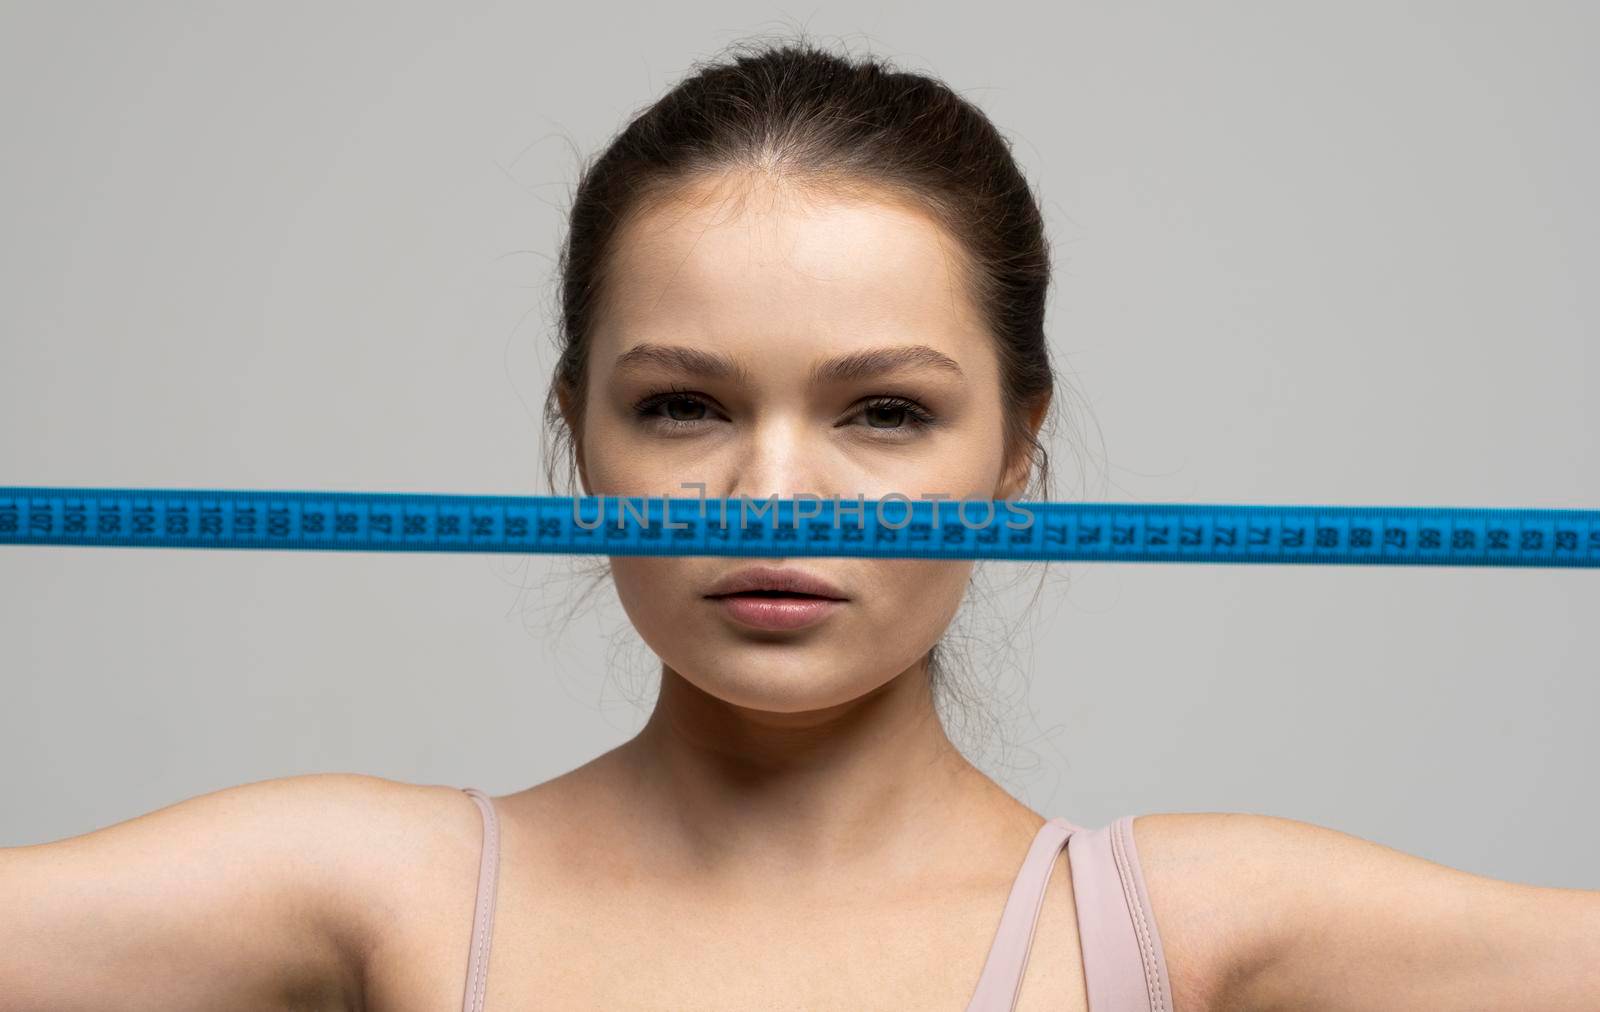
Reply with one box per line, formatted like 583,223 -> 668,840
513,168 -> 1088,1005
564,168 -> 1048,882
375,169 -> 1600,1011
4,167 -> 1597,1012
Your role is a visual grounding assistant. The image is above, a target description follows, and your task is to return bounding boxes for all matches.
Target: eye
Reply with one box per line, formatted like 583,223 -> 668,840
845,396 -> 936,438
630,388 -> 936,439
631,387 -> 720,432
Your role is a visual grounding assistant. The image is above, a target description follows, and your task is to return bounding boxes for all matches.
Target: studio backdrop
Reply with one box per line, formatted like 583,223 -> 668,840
1,1 -> 1595,888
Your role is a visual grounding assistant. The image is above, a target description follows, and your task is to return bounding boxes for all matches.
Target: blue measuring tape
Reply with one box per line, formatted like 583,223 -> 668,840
2,486 -> 1596,568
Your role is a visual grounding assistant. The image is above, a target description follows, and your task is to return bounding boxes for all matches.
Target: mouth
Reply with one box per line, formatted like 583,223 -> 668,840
702,566 -> 850,631
705,591 -> 845,631
707,588 -> 839,599
702,565 -> 849,601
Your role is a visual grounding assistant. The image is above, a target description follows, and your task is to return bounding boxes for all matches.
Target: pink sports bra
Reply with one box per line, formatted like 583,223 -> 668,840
457,787 -> 1173,1011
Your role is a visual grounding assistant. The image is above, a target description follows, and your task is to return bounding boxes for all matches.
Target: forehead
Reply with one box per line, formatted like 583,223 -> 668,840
594,174 -> 990,356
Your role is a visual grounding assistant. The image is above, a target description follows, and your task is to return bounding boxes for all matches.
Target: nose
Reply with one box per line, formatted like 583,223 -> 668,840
718,415 -> 832,505
708,416 -> 857,563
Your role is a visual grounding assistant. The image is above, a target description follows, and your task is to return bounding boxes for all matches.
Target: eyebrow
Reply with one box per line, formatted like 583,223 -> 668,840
612,342 -> 965,385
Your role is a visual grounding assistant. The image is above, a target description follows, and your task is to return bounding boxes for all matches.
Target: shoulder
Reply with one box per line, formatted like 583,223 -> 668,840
217,771 -> 485,874
0,771 -> 487,1012
223,773 -> 491,977
1125,811 -> 1586,1012
294,772 -> 490,909
1124,812 -> 1347,1012
170,770 -> 479,843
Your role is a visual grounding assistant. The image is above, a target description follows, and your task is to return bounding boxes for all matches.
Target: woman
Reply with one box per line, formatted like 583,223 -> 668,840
4,38 -> 1597,1012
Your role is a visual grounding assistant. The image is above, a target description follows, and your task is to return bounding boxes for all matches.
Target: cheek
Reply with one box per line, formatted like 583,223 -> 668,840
581,423 -> 667,496
608,555 -> 685,639
881,559 -> 974,646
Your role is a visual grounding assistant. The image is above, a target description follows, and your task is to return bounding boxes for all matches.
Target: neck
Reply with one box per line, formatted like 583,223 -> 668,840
606,656 -> 1030,895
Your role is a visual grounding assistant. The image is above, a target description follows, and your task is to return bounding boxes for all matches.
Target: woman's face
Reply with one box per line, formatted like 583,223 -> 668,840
570,172 -> 1033,714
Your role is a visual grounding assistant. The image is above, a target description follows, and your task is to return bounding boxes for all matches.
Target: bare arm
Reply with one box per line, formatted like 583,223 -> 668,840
0,773 -> 400,1012
1137,812 -> 1600,1011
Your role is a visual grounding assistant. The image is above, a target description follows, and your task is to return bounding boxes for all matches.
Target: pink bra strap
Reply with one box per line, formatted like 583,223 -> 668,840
1068,815 -> 1174,1012
460,788 -> 501,1012
965,816 -> 1078,1011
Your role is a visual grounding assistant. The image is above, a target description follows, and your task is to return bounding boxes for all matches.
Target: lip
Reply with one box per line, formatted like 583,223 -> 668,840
703,565 -> 849,632
703,565 -> 849,600
711,595 -> 844,631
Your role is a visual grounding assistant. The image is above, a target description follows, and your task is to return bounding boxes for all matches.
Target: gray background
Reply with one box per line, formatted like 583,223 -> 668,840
2,2 -> 1595,888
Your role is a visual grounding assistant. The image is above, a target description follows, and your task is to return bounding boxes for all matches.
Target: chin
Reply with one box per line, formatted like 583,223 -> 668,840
675,654 -> 895,714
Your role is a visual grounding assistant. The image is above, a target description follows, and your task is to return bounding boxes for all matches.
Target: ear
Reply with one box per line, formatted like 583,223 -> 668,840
996,390 -> 1051,501
555,379 -> 593,496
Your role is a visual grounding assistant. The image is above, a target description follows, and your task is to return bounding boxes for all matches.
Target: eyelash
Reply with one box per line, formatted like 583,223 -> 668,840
630,386 -> 936,437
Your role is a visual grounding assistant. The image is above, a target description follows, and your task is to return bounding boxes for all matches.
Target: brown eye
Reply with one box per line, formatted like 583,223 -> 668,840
864,403 -> 907,428
632,388 -> 719,432
851,396 -> 934,436
664,397 -> 705,421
